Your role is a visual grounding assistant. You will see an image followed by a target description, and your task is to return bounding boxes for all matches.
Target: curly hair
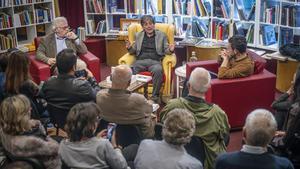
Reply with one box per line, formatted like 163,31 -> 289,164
0,94 -> 31,135
162,108 -> 195,145
64,102 -> 101,142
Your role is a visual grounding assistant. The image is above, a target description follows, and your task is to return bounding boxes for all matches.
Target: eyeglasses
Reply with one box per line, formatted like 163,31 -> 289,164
57,25 -> 70,30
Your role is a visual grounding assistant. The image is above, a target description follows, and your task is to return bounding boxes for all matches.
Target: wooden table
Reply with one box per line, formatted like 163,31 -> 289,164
99,78 -> 150,98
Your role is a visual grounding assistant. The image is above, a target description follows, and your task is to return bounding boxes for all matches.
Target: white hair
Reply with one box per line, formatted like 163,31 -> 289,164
188,67 -> 211,93
111,64 -> 132,85
52,17 -> 68,30
76,59 -> 87,71
244,109 -> 277,147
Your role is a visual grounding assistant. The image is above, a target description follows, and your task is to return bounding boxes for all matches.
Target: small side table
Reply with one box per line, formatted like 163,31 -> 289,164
175,65 -> 186,98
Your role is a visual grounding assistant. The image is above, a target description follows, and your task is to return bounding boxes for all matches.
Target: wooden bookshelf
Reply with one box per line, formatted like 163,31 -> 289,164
0,0 -> 55,52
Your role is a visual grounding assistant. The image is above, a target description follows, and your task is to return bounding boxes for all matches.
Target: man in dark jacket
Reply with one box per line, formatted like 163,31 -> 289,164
40,49 -> 100,127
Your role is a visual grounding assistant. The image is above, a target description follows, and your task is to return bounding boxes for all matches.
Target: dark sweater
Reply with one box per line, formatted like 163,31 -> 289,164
215,151 -> 294,169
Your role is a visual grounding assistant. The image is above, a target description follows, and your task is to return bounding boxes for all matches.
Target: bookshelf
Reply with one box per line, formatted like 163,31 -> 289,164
83,0 -> 170,37
171,0 -> 300,52
0,0 -> 55,52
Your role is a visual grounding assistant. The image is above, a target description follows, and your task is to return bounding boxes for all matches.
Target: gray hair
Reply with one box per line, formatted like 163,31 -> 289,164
244,109 -> 277,147
52,16 -> 68,30
111,64 -> 132,86
188,67 -> 211,93
163,108 -> 195,146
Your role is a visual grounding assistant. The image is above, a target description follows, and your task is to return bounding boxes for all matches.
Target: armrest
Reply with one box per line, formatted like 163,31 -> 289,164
79,51 -> 101,82
28,54 -> 50,84
186,60 -> 219,78
162,54 -> 176,68
118,53 -> 136,65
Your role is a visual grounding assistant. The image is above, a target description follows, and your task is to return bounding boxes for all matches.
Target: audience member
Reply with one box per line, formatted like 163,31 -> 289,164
215,109 -> 294,169
40,48 -> 100,127
126,15 -> 175,103
0,51 -> 9,102
0,95 -> 60,169
36,16 -> 88,73
3,49 -> 41,119
134,108 -> 202,169
218,35 -> 254,79
160,67 -> 230,169
97,64 -> 155,138
272,66 -> 300,130
59,102 -> 128,169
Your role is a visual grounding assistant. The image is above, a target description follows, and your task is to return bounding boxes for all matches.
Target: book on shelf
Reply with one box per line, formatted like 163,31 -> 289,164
191,17 -> 208,38
14,0 -> 33,5
147,0 -> 158,15
86,0 -> 105,13
107,0 -> 118,13
261,25 -> 276,46
234,0 -> 246,20
245,24 -> 254,44
201,0 -> 211,16
13,10 -> 34,26
1,0 -> 12,7
280,28 -> 293,47
173,0 -> 192,15
0,34 -> 16,51
247,3 -> 255,21
0,12 -> 12,29
262,2 -> 279,24
212,20 -> 229,40
282,5 -> 299,27
35,7 -> 52,23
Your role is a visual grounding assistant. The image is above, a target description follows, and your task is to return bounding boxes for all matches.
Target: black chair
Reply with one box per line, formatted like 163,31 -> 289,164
46,105 -> 68,135
4,149 -> 45,169
115,124 -> 143,148
184,136 -> 206,165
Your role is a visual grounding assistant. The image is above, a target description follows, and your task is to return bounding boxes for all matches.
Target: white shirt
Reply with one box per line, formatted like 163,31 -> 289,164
55,34 -> 80,54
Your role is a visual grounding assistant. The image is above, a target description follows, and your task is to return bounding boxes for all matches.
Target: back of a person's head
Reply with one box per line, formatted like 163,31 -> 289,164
111,64 -> 132,87
228,35 -> 247,53
188,67 -> 211,94
56,49 -> 77,74
0,51 -> 10,72
244,109 -> 277,147
162,108 -> 195,146
5,49 -> 30,94
65,102 -> 101,142
0,94 -> 31,135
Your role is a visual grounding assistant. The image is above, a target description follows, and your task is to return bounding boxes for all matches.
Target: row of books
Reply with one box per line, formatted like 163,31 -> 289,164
173,0 -> 192,15
85,0 -> 105,14
0,0 -> 11,7
35,7 -> 52,23
234,0 -> 255,21
0,12 -> 12,29
194,0 -> 211,17
281,6 -> 300,27
14,0 -> 33,5
233,22 -> 254,44
262,5 -> 280,24
126,0 -> 166,15
86,19 -> 106,35
214,0 -> 230,18
13,10 -> 33,26
212,20 -> 229,40
191,17 -> 208,37
0,34 -> 16,51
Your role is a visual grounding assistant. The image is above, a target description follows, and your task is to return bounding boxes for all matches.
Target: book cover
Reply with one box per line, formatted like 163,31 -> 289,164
280,28 -> 293,47
262,25 -> 276,46
234,0 -> 246,20
201,0 -> 211,16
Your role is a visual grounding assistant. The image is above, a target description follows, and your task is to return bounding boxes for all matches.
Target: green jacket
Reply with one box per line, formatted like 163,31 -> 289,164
160,97 -> 230,169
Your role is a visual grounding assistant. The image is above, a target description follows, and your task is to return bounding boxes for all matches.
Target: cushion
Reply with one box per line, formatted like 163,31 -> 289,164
247,50 -> 266,74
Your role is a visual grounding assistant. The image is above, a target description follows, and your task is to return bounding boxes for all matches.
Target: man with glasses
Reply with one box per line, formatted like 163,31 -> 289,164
36,16 -> 88,73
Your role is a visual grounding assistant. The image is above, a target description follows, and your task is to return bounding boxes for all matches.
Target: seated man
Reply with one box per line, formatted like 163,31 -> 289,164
218,35 -> 254,79
36,16 -> 88,73
126,15 -> 175,103
160,67 -> 230,169
40,49 -> 100,127
96,65 -> 155,138
215,109 -> 294,169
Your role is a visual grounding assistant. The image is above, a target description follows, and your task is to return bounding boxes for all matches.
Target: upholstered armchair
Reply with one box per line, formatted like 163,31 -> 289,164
28,37 -> 101,84
186,51 -> 276,128
118,23 -> 177,101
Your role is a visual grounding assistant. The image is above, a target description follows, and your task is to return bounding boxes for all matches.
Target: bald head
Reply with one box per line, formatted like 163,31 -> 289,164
111,65 -> 132,89
244,109 -> 277,147
188,67 -> 211,94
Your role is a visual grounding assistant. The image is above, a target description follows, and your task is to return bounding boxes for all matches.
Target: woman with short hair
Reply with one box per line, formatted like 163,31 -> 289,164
134,108 -> 203,169
0,95 -> 60,169
59,102 -> 128,169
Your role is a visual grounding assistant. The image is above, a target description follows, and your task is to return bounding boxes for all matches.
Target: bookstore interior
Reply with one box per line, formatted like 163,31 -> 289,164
0,0 -> 300,93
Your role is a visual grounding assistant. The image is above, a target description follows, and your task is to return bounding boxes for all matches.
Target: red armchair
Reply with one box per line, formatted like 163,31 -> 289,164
186,52 -> 276,128
28,37 -> 101,84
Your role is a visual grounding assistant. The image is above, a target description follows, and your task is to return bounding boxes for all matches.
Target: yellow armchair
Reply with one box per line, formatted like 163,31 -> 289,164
118,23 -> 177,101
